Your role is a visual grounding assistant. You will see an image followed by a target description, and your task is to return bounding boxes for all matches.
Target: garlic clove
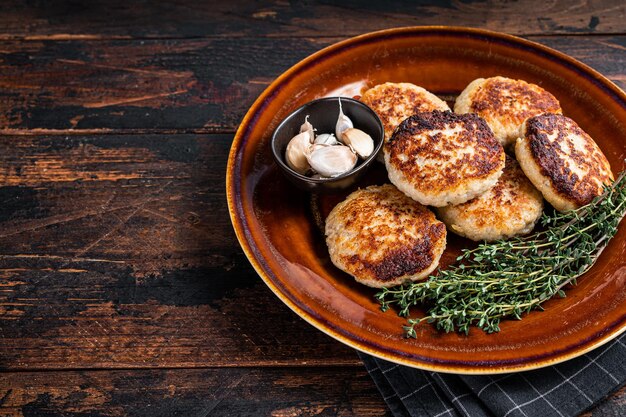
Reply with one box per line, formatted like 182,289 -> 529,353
314,133 -> 339,146
341,128 -> 374,159
309,143 -> 329,153
300,115 -> 315,143
285,131 -> 312,174
307,144 -> 357,177
335,98 -> 354,142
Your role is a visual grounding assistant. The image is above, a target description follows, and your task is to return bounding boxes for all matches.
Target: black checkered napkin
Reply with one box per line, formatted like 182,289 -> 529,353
360,332 -> 626,417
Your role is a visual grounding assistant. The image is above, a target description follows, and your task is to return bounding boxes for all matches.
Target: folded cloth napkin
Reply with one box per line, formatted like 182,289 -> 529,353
359,332 -> 626,417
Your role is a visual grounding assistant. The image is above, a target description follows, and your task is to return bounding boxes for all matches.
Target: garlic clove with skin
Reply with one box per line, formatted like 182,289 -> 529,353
335,98 -> 354,142
308,143 -> 329,153
285,131 -> 312,174
341,128 -> 374,159
314,133 -> 339,146
299,115 -> 315,143
307,144 -> 357,178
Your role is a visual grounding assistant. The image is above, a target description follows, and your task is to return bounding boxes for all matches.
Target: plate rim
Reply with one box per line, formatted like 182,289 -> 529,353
226,26 -> 626,374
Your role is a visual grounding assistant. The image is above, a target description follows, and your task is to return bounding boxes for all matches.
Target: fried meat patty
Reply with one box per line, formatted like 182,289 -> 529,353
515,113 -> 613,212
325,184 -> 446,288
361,82 -> 450,144
454,76 -> 562,148
437,156 -> 544,241
384,111 -> 505,207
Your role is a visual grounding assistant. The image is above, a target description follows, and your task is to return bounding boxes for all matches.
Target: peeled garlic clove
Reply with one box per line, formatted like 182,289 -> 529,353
341,128 -> 374,159
285,131 -> 311,174
314,133 -> 339,146
335,98 -> 353,141
307,144 -> 357,177
300,115 -> 315,143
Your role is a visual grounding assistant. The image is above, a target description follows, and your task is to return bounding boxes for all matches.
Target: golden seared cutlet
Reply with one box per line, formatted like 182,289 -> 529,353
384,110 -> 505,207
516,113 -> 613,212
325,184 -> 446,288
455,76 -> 562,148
437,156 -> 544,242
361,82 -> 450,145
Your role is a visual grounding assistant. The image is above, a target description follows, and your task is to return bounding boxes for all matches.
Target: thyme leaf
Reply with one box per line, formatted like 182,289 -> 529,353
376,169 -> 626,336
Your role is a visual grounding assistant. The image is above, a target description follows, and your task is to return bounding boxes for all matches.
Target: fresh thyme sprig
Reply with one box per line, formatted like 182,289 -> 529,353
376,169 -> 626,337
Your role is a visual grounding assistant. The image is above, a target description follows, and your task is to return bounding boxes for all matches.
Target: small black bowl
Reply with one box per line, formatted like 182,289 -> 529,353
271,97 -> 384,192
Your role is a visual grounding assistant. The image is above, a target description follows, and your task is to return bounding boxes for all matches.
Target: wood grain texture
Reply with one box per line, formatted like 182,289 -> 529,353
582,385 -> 626,417
0,370 -> 622,416
0,367 -> 391,417
0,0 -> 624,40
0,134 -> 357,369
0,132 -> 622,414
0,2 -> 624,416
0,36 -> 624,134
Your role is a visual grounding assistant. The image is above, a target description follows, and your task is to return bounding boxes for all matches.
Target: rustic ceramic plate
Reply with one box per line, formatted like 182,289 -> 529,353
226,27 -> 626,374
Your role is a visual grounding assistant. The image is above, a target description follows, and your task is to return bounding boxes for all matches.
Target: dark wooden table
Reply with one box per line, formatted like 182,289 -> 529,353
0,1 -> 624,416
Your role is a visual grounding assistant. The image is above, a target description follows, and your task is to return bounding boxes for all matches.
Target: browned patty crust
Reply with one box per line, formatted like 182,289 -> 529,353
519,113 -> 613,209
385,110 -> 505,206
437,156 -> 544,241
361,82 -> 450,143
455,76 -> 562,147
325,184 -> 446,287
469,78 -> 560,118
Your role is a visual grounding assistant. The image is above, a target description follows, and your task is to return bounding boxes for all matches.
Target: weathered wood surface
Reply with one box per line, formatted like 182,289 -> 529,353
582,385 -> 626,417
0,0 -> 624,39
0,36 -> 624,134
0,133 -> 358,370
0,1 -> 625,416
0,371 -> 623,416
0,129 -> 623,415
0,368 -> 391,417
